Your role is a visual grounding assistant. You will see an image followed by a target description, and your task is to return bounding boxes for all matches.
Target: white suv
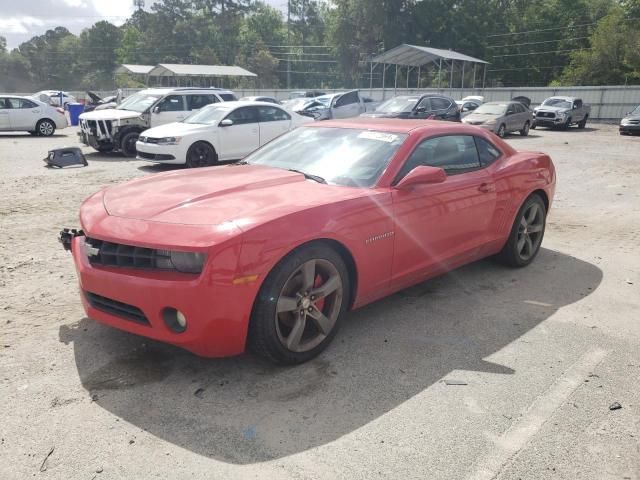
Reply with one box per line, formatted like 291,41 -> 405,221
78,87 -> 237,156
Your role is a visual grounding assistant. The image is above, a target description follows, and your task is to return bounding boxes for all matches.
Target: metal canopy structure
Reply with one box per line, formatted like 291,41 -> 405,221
369,44 -> 489,95
115,64 -> 155,75
148,64 -> 257,78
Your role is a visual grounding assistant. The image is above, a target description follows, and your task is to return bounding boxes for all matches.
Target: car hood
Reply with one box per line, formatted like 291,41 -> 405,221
360,111 -> 409,119
464,113 -> 499,123
621,114 -> 640,122
79,108 -> 141,121
141,122 -> 213,138
102,164 -> 365,227
535,106 -> 568,113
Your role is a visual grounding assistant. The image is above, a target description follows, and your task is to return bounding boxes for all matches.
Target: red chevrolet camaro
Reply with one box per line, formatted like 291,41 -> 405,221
63,118 -> 555,364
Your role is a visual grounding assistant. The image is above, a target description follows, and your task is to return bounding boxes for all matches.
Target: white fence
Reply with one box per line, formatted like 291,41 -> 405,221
30,85 -> 640,120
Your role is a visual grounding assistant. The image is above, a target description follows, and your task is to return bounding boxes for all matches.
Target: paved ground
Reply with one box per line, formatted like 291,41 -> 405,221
1,125 -> 639,480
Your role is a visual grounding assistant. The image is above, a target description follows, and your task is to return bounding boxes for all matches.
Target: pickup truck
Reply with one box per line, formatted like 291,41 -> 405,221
293,90 -> 378,120
533,96 -> 590,130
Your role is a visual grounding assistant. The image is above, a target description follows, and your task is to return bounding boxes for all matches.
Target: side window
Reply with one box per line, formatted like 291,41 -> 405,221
506,104 -> 516,115
416,97 -> 431,111
225,106 -> 259,125
0,98 -> 8,109
574,99 -> 582,109
335,91 -> 359,107
22,99 -> 38,108
7,98 -> 22,109
157,95 -> 184,112
187,94 -> 218,110
462,102 -> 479,112
430,97 -> 452,111
474,137 -> 502,166
397,135 -> 481,180
258,106 -> 291,122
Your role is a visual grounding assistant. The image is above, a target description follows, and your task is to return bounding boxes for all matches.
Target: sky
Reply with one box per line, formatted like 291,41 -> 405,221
0,0 -> 284,50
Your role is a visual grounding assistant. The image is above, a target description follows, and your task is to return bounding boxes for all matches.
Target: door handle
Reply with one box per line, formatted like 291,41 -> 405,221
478,182 -> 494,193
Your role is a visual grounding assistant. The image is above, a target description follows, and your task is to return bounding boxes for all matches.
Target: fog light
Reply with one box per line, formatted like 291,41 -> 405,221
162,307 -> 187,333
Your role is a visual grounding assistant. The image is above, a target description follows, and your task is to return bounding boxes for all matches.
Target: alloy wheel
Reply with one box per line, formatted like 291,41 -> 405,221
39,121 -> 54,136
275,259 -> 343,353
516,202 -> 544,261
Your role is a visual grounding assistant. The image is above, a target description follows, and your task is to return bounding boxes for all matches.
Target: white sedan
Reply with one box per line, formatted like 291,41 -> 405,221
32,90 -> 77,108
136,101 -> 312,167
0,95 -> 68,136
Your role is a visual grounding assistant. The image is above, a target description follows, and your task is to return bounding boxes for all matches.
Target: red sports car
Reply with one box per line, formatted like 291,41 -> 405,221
62,119 -> 555,364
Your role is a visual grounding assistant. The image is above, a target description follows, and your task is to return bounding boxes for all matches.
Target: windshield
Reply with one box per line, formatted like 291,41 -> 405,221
183,105 -> 233,125
474,103 -> 507,115
244,127 -> 407,187
117,93 -> 162,112
542,98 -> 572,109
376,97 -> 419,113
284,98 -> 313,111
315,96 -> 333,107
631,105 -> 640,115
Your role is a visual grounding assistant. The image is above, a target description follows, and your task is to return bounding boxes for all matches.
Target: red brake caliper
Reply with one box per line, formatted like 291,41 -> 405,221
314,275 -> 326,311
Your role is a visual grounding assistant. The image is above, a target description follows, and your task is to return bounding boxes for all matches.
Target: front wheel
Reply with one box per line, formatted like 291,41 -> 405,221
186,141 -> 217,168
120,131 -> 139,157
520,121 -> 530,136
248,244 -> 350,365
497,124 -> 506,138
36,119 -> 55,136
561,117 -> 572,130
497,194 -> 547,268
578,115 -> 588,129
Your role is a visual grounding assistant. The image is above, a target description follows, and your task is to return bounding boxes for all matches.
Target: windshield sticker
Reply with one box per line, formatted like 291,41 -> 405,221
358,131 -> 399,143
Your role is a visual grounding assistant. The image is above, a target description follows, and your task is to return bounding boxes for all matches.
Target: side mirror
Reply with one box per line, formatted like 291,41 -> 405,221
152,105 -> 160,114
395,165 -> 447,189
219,119 -> 234,127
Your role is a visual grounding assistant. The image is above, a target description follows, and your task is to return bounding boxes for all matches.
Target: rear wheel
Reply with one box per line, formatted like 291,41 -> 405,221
120,131 -> 139,157
36,119 -> 55,136
498,194 -> 546,268
186,141 -> 217,168
578,115 -> 588,129
248,244 -> 350,365
497,123 -> 506,138
520,121 -> 530,136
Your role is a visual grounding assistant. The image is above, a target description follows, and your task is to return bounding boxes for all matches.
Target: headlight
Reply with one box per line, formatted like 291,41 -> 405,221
155,250 -> 207,273
556,112 -> 566,118
157,137 -> 182,145
484,119 -> 497,125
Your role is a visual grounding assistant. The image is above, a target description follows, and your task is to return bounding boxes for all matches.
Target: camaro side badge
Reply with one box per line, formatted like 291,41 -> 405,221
365,231 -> 395,244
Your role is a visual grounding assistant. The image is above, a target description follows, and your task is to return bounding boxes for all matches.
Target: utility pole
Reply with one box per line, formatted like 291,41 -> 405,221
287,0 -> 291,89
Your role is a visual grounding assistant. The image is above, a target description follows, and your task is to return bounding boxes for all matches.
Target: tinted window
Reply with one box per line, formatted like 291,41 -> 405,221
225,106 -> 259,125
258,106 -> 291,122
335,91 -> 359,107
397,135 -> 481,179
474,137 -> 502,166
7,98 -> 37,109
416,97 -> 431,110
463,102 -> 479,112
0,98 -> 9,109
430,97 -> 452,110
219,93 -> 237,101
158,95 -> 184,112
574,99 -> 582,109
187,94 -> 218,110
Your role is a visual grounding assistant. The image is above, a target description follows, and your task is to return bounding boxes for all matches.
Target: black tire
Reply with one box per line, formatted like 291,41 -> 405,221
520,121 -> 530,136
497,193 -> 547,268
96,145 -> 114,153
36,119 -> 55,137
186,141 -> 217,168
578,115 -> 588,129
248,244 -> 350,365
497,123 -> 506,138
561,117 -> 572,130
120,131 -> 139,157
530,121 -> 537,130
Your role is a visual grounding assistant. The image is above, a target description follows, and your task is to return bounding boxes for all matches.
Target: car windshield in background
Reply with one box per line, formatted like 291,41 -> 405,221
632,105 -> 640,115
284,98 -> 312,111
117,93 -> 162,112
219,93 -> 237,101
315,96 -> 333,107
183,105 -> 233,125
542,98 -> 572,109
244,127 -> 407,188
474,103 -> 507,115
376,97 -> 419,113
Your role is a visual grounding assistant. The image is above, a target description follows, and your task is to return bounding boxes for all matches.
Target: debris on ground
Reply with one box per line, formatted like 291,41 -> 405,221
194,388 -> 205,398
39,446 -> 54,472
609,402 -> 622,411
444,379 -> 468,386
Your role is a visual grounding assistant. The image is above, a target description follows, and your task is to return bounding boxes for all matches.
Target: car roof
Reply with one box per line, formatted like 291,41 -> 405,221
305,117 -> 482,134
137,87 -> 235,95
546,96 -> 574,101
202,100 -> 285,108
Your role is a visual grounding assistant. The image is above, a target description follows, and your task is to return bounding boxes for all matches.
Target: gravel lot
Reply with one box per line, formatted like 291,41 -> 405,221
1,124 -> 639,480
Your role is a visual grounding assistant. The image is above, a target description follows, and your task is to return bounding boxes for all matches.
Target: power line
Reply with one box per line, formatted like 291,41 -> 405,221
492,47 -> 592,58
488,36 -> 590,49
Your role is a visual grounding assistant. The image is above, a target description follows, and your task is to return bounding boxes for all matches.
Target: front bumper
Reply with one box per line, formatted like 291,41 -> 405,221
463,122 -> 496,132
620,123 -> 640,134
67,232 -> 256,358
135,141 -> 183,164
534,116 -> 565,127
78,130 -> 114,150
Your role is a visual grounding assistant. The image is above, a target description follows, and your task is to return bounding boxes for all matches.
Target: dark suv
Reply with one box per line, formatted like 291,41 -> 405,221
360,94 -> 460,121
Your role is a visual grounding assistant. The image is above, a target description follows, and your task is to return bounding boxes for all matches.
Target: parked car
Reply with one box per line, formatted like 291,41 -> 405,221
619,105 -> 640,135
462,101 -> 534,137
239,96 -> 280,104
288,90 -> 326,99
78,87 -> 237,156
533,96 -> 590,130
136,101 -> 312,167
62,118 -> 555,364
363,94 -> 460,121
456,96 -> 484,118
0,95 -> 68,136
31,90 -> 76,109
295,90 -> 376,120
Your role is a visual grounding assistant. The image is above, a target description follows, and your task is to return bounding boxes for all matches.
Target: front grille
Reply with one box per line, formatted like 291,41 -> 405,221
85,237 -> 169,270
137,151 -> 176,161
81,119 -> 113,136
85,291 -> 149,325
536,111 -> 555,118
627,120 -> 640,125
